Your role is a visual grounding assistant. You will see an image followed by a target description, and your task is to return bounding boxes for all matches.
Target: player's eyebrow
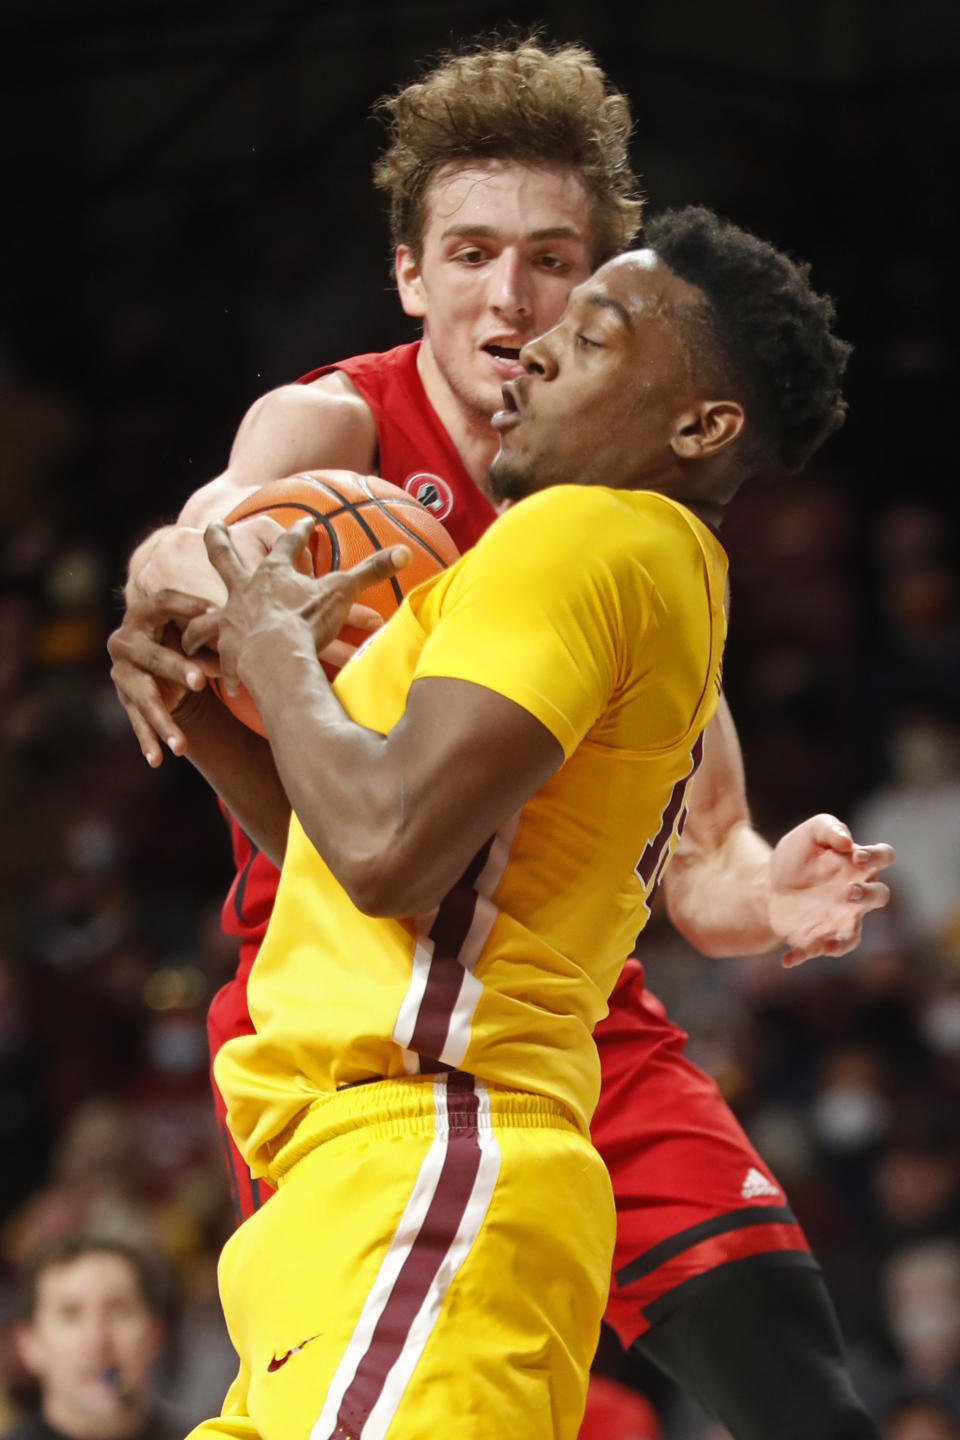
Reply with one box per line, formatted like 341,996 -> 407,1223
585,294 -> 633,329
440,223 -> 585,244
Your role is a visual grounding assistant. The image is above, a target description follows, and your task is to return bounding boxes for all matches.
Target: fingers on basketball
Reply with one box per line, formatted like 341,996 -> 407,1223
213,473 -> 459,734
344,544 -> 412,595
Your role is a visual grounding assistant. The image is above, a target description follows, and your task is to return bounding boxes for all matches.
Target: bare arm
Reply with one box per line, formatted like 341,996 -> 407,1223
112,373 -> 378,764
662,694 -> 772,954
172,685 -> 291,867
663,693 -> 893,963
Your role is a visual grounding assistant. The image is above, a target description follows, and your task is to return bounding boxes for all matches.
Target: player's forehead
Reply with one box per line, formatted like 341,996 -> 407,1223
571,249 -> 703,326
422,158 -> 593,248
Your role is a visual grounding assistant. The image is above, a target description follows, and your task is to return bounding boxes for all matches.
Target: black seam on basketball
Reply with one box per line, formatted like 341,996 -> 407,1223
244,477 -> 441,529
298,475 -> 405,604
354,475 -> 451,568
230,478 -> 447,590
226,499 -> 340,570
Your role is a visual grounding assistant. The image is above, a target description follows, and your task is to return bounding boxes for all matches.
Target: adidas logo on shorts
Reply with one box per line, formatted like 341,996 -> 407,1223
741,1167 -> 780,1200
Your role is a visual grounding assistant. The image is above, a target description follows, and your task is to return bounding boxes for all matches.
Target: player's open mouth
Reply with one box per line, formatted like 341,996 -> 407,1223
483,343 -> 525,374
492,381 -> 522,429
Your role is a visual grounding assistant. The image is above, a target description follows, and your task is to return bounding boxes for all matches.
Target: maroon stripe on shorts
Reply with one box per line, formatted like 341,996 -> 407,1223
407,838 -> 495,1062
334,1076 -> 481,1438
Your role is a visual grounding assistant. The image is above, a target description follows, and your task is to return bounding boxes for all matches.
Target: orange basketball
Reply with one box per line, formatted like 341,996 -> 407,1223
209,471 -> 460,735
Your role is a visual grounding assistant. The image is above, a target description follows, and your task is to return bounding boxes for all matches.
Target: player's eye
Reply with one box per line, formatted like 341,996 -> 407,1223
575,332 -> 603,349
452,246 -> 488,265
537,254 -> 572,272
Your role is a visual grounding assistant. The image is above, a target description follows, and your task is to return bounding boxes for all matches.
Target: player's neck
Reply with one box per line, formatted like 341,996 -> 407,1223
685,500 -> 724,531
415,342 -> 500,495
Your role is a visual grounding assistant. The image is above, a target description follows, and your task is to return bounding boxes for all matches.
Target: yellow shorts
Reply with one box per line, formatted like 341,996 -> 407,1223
188,1073 -> 614,1440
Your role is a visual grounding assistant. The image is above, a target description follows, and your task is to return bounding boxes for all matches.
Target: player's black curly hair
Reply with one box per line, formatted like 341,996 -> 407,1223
644,206 -> 852,474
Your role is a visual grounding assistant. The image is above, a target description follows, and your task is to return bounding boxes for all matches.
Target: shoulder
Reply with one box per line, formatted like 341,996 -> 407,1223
240,372 -> 374,442
225,375 -> 377,484
487,486 -> 703,570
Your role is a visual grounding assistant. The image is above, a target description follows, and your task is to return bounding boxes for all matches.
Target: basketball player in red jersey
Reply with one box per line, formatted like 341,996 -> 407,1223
109,37 -> 891,1440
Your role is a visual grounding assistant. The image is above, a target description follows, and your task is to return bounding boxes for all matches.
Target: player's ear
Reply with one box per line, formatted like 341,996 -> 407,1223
670,401 -> 744,461
396,245 -> 427,319
13,1323 -> 43,1379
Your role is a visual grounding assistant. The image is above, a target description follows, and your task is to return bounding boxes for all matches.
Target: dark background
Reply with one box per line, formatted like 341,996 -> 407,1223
1,3 -> 959,1436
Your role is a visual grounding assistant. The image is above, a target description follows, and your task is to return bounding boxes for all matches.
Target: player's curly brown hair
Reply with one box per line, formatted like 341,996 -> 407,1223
372,33 -> 643,266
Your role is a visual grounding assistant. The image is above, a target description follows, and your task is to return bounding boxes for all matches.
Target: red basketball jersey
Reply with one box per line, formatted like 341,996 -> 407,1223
217,343 -> 496,961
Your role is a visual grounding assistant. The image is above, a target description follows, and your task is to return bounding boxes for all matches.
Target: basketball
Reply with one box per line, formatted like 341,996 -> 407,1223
208,470 -> 460,735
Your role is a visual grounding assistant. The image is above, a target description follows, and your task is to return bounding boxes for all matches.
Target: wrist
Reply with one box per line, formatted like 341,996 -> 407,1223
237,613 -> 318,698
171,682 -> 207,720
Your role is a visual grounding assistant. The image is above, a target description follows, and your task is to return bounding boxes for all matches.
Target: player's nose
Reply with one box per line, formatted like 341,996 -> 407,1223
519,333 -> 557,379
489,251 -> 533,321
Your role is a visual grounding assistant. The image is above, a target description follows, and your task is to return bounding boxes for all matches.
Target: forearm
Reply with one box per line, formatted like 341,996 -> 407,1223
237,615 -> 556,918
176,687 -> 292,866
663,819 -> 779,957
126,525 -> 226,607
241,618 -> 408,913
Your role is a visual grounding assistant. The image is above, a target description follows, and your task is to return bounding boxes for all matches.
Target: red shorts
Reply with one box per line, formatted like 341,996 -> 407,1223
208,953 -> 812,1350
594,958 -> 813,1346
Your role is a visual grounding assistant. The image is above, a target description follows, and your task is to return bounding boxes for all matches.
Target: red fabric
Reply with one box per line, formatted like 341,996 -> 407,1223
578,1374 -> 661,1440
595,959 -> 811,1346
298,342 -> 497,557
216,342 -> 495,969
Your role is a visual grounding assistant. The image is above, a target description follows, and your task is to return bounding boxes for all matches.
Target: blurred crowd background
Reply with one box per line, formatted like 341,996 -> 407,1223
1,2 -> 958,1437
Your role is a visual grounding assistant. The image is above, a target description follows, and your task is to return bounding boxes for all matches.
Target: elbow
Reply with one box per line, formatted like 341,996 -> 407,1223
298,798 -> 459,918
312,824 -> 404,916
335,842 -> 450,919
340,862 -> 404,918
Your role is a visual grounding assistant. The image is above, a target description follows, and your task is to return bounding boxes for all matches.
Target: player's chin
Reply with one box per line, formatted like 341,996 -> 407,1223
486,452 -> 532,504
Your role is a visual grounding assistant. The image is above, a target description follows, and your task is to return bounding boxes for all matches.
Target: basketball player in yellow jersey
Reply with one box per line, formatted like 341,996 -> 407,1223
166,207 -> 850,1440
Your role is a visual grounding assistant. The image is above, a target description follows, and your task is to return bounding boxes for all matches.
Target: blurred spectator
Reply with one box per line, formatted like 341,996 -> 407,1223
884,1241 -> 960,1395
882,1392 -> 960,1440
854,1238 -> 960,1419
870,1118 -> 960,1252
4,1100 -> 154,1265
861,502 -> 960,779
4,1234 -> 181,1440
851,705 -> 960,951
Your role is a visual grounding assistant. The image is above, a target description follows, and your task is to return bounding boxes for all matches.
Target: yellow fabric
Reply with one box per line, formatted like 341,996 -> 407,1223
215,485 -> 727,1177
185,1076 -> 614,1440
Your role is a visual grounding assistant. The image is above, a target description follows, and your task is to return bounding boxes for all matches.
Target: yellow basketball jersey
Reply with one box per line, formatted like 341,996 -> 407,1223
215,485 -> 728,1179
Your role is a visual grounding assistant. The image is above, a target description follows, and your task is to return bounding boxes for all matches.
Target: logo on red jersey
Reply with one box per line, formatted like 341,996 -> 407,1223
404,472 -> 453,520
741,1167 -> 780,1200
